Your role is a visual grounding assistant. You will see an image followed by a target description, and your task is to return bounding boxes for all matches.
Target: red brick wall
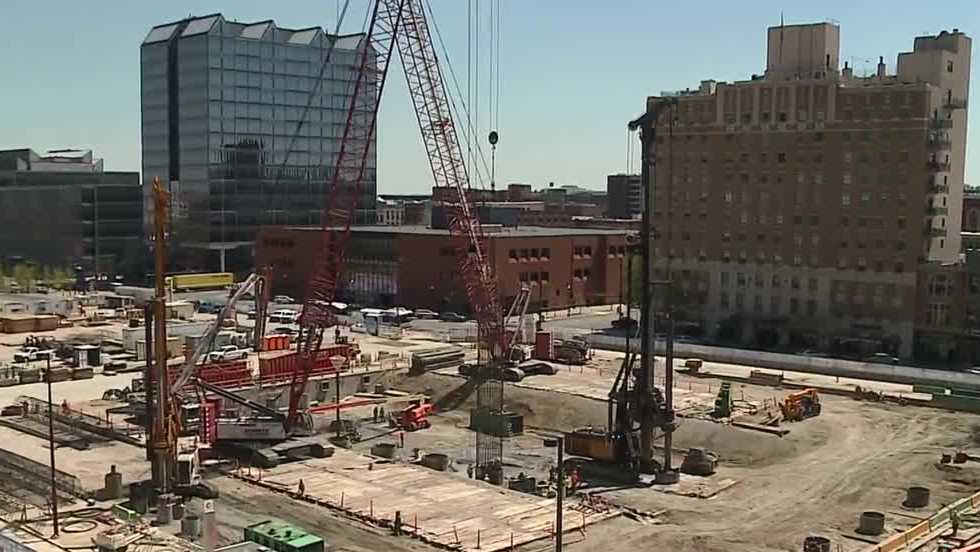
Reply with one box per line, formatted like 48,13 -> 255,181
255,227 -> 627,312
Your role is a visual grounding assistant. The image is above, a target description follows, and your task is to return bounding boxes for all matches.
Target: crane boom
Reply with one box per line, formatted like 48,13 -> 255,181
393,0 -> 505,359
287,1 -> 406,430
172,272 -> 263,394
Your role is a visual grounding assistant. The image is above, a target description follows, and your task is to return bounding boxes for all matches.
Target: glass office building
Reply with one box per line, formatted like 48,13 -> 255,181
140,14 -> 375,272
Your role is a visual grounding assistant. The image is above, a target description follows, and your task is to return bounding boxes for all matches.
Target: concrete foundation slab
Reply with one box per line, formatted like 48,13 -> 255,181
233,448 -> 619,552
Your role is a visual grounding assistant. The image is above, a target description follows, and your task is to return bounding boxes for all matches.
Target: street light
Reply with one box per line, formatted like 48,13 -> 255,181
543,436 -> 564,552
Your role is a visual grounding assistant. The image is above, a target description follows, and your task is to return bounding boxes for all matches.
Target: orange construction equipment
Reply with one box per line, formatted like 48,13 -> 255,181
394,400 -> 433,431
779,389 -> 821,422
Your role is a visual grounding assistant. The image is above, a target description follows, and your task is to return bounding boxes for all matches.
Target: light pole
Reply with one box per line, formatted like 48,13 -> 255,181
45,357 -> 59,537
543,436 -> 564,552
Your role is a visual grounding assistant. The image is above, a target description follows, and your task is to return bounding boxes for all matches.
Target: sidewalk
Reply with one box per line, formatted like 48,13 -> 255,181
537,304 -> 617,322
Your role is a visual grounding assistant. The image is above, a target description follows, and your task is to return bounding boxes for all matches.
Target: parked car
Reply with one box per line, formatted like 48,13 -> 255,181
197,302 -> 223,314
863,352 -> 900,365
269,309 -> 298,324
245,308 -> 258,320
440,312 -> 467,322
611,317 -> 638,330
273,295 -> 295,304
414,309 -> 439,320
208,345 -> 248,362
519,362 -> 557,376
273,326 -> 297,336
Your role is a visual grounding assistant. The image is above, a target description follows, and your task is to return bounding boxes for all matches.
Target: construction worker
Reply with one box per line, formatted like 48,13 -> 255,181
297,479 -> 306,497
950,508 -> 960,537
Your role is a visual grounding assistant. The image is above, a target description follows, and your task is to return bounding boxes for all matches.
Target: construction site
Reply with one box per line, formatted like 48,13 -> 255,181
0,3 -> 978,552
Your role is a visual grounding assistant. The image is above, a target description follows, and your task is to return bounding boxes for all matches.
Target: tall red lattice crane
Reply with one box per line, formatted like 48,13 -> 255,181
287,0 -> 505,430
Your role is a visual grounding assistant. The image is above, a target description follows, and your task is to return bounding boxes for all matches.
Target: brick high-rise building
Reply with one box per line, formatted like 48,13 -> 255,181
645,23 -> 970,359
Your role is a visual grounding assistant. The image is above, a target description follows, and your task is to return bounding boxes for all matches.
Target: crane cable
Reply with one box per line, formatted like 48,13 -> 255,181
274,0 -> 353,189
424,0 -> 493,188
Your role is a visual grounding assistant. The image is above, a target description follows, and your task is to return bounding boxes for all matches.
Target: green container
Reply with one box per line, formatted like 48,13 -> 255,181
245,519 -> 325,552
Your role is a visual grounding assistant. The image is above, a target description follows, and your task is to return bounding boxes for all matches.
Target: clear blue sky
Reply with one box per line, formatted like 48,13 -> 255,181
0,0 -> 977,192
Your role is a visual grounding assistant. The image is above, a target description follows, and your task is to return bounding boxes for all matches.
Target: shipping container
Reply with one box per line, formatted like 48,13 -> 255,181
164,273 -> 234,291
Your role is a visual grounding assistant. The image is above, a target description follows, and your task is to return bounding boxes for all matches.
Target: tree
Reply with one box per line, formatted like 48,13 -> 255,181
11,264 -> 38,292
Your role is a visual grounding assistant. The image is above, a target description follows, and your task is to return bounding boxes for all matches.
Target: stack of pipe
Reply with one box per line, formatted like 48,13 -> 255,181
410,347 -> 465,375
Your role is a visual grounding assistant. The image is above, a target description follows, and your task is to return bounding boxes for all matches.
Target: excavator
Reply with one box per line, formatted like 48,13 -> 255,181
779,389 -> 822,422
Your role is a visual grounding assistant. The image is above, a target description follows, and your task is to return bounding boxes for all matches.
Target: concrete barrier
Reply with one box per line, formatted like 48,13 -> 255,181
551,330 -> 980,391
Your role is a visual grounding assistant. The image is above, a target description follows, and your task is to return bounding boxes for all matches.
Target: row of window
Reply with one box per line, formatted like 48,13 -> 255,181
721,272 -> 818,292
519,271 -> 550,284
720,293 -> 819,317
657,248 -> 910,274
509,247 -> 552,261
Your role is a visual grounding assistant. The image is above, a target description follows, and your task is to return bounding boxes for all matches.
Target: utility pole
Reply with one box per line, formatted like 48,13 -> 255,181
544,436 -> 564,552
45,357 -> 59,537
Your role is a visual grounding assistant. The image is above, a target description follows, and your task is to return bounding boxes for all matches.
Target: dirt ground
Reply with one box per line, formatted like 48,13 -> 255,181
388,371 -> 980,552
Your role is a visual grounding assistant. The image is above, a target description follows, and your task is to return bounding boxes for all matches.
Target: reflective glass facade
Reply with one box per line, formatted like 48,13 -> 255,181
141,15 -> 374,272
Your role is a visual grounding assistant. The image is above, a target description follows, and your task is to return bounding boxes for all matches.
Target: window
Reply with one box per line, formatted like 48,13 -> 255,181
573,269 -> 583,279
808,278 -> 817,292
519,272 -> 529,283
721,272 -> 730,286
735,293 -> 745,309
530,272 -> 539,282
583,268 -> 591,279
770,296 -> 781,314
736,272 -> 747,287
790,298 -> 800,314
584,246 -> 592,257
508,249 -> 518,260
842,193 -> 851,206
541,272 -> 550,283
777,153 -> 786,163
928,303 -> 949,326
520,248 -> 529,260
948,61 -> 954,73
755,273 -> 764,288
929,275 -> 951,296
771,275 -> 781,288
791,276 -> 800,289
531,248 -> 539,259
806,300 -> 817,316
720,292 -> 730,309
754,295 -> 763,313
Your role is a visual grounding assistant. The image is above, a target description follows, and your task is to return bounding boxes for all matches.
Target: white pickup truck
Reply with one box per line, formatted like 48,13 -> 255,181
13,347 -> 54,363
207,345 -> 249,362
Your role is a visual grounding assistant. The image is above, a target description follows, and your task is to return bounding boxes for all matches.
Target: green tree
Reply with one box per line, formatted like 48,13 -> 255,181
12,264 -> 38,292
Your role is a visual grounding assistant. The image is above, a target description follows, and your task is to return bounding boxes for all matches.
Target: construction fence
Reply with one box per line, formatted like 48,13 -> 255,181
861,489 -> 980,552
